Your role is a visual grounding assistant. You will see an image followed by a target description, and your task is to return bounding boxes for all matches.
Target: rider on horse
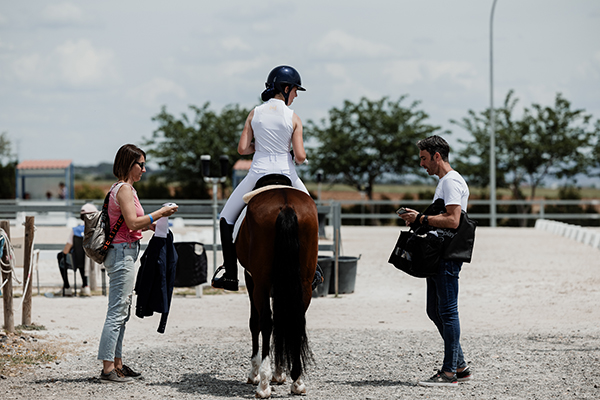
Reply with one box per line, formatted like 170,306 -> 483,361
211,65 -> 310,291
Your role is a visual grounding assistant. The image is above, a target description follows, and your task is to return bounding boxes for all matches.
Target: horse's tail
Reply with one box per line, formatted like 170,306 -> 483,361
272,205 -> 313,377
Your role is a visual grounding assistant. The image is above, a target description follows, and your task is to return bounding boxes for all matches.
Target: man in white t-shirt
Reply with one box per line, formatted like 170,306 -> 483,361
399,135 -> 472,387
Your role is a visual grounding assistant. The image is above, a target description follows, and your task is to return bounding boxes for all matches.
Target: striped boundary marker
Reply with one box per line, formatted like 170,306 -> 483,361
535,219 -> 600,250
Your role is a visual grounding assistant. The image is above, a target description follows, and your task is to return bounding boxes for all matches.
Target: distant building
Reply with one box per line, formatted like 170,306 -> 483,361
232,159 -> 252,189
16,159 -> 74,201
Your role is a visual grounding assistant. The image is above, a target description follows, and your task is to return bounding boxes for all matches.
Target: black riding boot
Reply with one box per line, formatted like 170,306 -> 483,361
211,218 -> 239,291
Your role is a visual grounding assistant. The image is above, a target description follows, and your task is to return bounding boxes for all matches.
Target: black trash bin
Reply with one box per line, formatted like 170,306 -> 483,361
317,213 -> 327,238
329,255 -> 360,294
173,242 -> 208,287
312,255 -> 333,298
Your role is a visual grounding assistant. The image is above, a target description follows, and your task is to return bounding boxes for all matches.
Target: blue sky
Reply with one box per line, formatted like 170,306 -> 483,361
1,0 -> 599,166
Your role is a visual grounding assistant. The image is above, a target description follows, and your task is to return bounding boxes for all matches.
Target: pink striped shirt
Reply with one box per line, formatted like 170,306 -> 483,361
107,182 -> 144,243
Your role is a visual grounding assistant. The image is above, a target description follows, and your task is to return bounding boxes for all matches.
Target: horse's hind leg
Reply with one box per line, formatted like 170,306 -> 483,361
256,292 -> 273,399
290,356 -> 306,395
244,271 -> 261,385
270,277 -> 286,385
245,272 -> 261,385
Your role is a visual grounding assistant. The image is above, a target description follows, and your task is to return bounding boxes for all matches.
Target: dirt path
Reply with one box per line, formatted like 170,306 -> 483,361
2,226 -> 600,399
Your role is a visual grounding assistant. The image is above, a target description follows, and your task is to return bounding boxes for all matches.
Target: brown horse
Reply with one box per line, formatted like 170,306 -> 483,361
236,186 -> 319,398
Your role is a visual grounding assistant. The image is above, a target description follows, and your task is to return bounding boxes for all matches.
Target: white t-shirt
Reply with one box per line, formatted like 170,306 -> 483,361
433,170 -> 469,211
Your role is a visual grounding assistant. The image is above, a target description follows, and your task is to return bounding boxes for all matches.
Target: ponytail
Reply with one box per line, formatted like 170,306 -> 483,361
261,87 -> 276,102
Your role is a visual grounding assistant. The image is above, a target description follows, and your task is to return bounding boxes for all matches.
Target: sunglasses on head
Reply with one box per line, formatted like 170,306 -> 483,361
134,161 -> 146,169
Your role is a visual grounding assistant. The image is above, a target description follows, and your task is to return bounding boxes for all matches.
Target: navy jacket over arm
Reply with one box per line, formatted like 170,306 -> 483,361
135,230 -> 178,333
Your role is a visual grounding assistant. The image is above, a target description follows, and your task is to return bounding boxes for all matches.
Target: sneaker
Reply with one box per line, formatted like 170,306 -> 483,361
100,368 -> 133,383
117,364 -> 142,378
63,287 -> 73,297
418,370 -> 458,387
80,286 -> 91,297
457,367 -> 472,382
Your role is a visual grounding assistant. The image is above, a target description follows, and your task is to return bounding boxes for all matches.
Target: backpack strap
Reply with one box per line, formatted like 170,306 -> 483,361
100,188 -> 125,253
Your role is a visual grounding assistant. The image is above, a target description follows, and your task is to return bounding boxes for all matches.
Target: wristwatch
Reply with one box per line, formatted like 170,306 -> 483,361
423,215 -> 429,225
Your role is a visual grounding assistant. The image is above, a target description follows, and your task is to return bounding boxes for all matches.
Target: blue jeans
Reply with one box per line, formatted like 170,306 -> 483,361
97,241 -> 139,362
426,259 -> 467,374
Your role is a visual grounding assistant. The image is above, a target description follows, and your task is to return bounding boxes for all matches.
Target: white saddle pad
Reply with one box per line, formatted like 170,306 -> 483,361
242,184 -> 305,204
232,206 -> 247,243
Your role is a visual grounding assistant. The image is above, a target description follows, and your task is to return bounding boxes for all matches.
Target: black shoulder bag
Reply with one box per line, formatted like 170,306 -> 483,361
388,199 -> 446,278
388,225 -> 444,278
388,200 -> 477,278
442,210 -> 477,263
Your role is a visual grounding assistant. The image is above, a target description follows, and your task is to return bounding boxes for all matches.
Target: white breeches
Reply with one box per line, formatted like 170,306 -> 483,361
220,152 -> 309,225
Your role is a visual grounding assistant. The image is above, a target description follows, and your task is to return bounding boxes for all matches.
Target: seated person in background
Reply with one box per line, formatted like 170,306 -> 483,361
58,182 -> 68,199
57,203 -> 98,296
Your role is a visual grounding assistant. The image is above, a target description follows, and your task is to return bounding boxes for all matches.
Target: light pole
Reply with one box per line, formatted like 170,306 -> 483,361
489,0 -> 498,227
316,169 -> 323,203
201,155 -> 229,274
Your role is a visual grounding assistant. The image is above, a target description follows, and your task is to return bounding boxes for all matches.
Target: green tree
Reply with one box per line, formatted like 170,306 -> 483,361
0,132 -> 16,199
593,120 -> 600,174
452,91 -> 598,222
304,96 -> 443,200
0,132 -> 11,161
143,103 -> 251,199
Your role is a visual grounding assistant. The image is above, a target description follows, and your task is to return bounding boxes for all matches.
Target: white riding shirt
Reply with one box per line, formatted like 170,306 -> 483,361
219,98 -> 309,225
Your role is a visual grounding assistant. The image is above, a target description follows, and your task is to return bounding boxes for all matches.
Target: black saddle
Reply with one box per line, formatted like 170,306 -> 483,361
253,174 -> 292,190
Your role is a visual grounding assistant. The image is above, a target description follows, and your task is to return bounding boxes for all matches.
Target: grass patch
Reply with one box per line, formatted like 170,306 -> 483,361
202,286 -> 247,295
16,324 -> 46,332
172,286 -> 247,296
0,332 -> 58,375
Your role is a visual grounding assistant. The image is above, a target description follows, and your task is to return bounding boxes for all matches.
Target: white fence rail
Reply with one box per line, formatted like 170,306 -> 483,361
318,198 -> 600,224
1,198 -> 599,225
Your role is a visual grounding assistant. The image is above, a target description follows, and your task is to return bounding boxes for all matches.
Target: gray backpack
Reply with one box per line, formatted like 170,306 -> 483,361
82,190 -> 124,264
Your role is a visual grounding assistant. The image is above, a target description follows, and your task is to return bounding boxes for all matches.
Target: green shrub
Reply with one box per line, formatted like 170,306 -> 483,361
75,183 -> 105,199
134,176 -> 173,200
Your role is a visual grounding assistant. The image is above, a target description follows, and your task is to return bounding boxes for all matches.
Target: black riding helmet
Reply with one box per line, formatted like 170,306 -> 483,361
261,65 -> 306,104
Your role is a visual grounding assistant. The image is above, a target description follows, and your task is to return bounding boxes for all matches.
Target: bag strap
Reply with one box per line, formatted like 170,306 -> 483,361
101,188 -> 125,253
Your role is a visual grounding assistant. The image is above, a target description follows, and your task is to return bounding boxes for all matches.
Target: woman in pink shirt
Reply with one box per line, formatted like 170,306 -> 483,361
98,144 -> 178,383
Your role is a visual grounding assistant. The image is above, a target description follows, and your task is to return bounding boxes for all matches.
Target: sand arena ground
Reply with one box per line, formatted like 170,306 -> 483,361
1,225 -> 599,399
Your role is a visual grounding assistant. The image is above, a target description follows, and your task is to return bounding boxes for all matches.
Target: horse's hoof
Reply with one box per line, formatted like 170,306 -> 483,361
255,386 -> 272,398
291,380 -> 306,395
291,380 -> 307,395
271,373 -> 286,385
247,377 -> 260,385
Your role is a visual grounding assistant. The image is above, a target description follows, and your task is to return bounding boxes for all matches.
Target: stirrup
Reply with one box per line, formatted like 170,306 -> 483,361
211,265 -> 239,291
311,264 -> 324,290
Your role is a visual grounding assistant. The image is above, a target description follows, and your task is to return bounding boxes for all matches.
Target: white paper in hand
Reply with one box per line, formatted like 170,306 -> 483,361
155,202 -> 176,238
155,217 -> 169,238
